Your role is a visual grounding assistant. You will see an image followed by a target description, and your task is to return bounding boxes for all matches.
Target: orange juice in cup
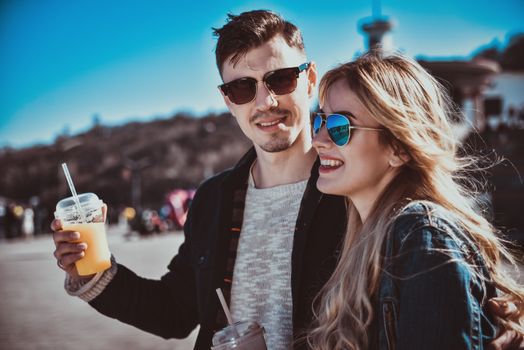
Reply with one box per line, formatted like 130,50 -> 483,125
55,193 -> 111,276
63,222 -> 111,275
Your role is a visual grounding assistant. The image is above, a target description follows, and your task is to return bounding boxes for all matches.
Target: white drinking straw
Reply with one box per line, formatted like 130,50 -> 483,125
216,288 -> 241,338
216,288 -> 235,325
61,163 -> 87,223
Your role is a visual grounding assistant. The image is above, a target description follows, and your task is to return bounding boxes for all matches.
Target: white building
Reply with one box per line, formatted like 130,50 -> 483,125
484,72 -> 524,129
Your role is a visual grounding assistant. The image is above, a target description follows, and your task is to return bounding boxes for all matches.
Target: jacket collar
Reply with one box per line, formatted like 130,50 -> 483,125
291,157 -> 323,314
221,147 -> 257,190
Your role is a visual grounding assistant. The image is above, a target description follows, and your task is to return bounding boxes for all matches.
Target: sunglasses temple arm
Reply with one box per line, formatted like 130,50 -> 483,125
349,126 -> 384,131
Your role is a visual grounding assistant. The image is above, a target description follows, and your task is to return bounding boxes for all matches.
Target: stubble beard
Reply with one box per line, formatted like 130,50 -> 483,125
252,107 -> 296,153
259,136 -> 293,153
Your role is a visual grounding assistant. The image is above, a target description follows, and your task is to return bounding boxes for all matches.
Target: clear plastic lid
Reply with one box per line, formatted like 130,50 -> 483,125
212,320 -> 264,346
54,192 -> 103,223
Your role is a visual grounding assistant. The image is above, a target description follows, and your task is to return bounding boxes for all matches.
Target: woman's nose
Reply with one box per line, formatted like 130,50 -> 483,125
312,123 -> 333,150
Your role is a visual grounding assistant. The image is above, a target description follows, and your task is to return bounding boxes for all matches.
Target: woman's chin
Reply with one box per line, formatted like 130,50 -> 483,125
316,179 -> 348,197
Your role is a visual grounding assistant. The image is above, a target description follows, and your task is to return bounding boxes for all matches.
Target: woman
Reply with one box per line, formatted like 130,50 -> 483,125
307,51 -> 524,349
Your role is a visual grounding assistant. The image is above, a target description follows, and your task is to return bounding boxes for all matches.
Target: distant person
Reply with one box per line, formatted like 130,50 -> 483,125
34,205 -> 48,236
0,203 -> 6,238
307,51 -> 524,349
5,203 -> 17,239
508,105 -> 517,127
21,207 -> 34,240
51,10 -> 522,349
117,207 -> 129,233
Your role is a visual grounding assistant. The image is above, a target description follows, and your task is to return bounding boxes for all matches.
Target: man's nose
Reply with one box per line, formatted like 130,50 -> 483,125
254,82 -> 277,111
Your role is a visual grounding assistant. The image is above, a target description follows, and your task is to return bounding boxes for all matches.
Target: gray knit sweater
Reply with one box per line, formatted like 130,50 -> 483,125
230,173 -> 308,350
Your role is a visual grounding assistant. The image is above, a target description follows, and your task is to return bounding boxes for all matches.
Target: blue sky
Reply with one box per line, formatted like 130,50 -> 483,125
1,0 -> 523,148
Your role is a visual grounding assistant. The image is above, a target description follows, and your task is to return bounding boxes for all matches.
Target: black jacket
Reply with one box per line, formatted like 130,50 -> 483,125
90,148 -> 347,349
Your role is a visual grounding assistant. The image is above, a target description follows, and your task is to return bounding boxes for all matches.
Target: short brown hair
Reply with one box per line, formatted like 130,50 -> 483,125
213,10 -> 306,75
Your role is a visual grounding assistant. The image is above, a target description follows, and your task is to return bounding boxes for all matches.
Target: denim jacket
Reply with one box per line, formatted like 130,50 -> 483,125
374,201 -> 498,350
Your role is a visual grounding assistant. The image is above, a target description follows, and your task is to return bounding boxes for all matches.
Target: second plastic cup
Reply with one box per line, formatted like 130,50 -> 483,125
211,320 -> 267,350
54,192 -> 111,276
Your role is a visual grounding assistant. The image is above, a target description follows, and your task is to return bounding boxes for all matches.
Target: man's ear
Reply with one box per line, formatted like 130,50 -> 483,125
306,61 -> 318,98
388,143 -> 410,168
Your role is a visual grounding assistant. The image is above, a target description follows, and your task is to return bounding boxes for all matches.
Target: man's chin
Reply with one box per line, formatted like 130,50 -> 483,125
259,139 -> 293,153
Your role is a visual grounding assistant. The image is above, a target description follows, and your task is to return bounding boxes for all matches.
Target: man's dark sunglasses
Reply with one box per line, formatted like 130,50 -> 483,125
313,113 -> 384,146
219,62 -> 310,105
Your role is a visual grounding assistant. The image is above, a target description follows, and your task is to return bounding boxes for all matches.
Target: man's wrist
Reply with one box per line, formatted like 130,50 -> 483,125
64,255 -> 118,302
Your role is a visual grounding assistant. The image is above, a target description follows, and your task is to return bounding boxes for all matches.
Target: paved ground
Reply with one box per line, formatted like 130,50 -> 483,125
0,227 -> 522,350
0,227 -> 197,350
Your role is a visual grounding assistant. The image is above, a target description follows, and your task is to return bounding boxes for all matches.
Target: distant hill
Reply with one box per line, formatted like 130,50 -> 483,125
0,112 -> 251,223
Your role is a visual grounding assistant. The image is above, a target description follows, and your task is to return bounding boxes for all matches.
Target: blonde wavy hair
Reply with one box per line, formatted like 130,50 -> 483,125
307,51 -> 524,350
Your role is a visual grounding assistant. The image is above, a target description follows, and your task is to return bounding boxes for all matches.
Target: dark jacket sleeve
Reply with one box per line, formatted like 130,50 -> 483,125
392,225 -> 493,350
88,191 -> 202,339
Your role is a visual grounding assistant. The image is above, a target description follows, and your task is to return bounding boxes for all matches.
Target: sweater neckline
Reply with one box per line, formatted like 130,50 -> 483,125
248,159 -> 310,191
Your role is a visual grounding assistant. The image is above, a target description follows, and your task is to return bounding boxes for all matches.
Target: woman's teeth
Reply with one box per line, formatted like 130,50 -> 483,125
320,159 -> 343,167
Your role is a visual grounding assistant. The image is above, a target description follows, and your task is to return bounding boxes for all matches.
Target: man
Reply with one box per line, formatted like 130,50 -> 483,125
52,10 -> 522,350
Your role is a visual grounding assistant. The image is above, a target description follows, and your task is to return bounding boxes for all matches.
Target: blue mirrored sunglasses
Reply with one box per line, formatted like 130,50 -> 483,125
313,113 -> 384,146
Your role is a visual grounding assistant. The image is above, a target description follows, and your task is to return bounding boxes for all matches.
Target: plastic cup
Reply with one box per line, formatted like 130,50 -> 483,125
211,320 -> 267,350
54,192 -> 111,276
